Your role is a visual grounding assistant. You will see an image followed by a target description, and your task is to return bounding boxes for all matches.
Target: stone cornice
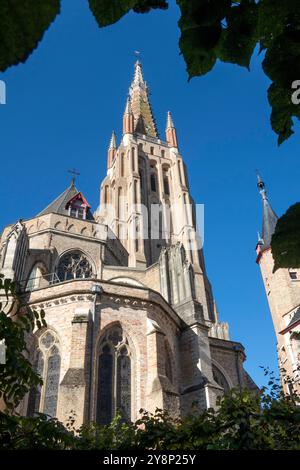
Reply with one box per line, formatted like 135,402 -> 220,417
22,278 -> 182,328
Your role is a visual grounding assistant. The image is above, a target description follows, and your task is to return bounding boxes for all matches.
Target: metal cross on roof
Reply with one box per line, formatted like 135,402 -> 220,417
68,168 -> 80,185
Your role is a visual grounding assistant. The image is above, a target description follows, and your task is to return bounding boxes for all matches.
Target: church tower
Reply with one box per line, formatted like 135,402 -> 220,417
256,175 -> 300,393
0,61 -> 257,427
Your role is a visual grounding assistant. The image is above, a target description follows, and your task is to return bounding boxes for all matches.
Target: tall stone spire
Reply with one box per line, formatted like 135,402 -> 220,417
107,131 -> 116,169
257,173 -> 278,250
129,61 -> 159,138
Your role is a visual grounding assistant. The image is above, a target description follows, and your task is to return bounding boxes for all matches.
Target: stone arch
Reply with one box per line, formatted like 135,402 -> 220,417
80,226 -> 89,236
67,224 -> 76,233
211,360 -> 233,392
38,221 -> 46,231
54,221 -> 62,230
27,224 -> 36,234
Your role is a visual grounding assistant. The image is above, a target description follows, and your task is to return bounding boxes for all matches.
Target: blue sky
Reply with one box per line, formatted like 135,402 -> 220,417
1,0 -> 300,388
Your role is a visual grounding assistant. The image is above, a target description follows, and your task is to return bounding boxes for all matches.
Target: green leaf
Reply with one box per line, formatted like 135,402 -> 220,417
268,82 -> 300,145
88,0 -> 137,27
271,202 -> 300,271
258,0 -> 300,51
179,25 -> 221,78
217,2 -> 258,69
0,0 -> 61,72
263,31 -> 300,89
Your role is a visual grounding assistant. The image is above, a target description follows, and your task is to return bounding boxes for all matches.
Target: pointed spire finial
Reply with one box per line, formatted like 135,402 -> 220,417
124,96 -> 132,115
166,111 -> 175,129
133,59 -> 145,87
109,130 -> 117,150
256,170 -> 267,200
68,168 -> 80,186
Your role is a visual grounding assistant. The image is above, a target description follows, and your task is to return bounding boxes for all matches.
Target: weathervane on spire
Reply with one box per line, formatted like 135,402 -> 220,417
68,168 -> 80,186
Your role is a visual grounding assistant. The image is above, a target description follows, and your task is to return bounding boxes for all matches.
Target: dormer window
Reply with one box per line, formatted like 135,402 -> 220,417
65,192 -> 91,220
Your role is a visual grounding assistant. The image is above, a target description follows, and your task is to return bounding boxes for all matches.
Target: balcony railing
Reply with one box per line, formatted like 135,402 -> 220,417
18,272 -> 61,293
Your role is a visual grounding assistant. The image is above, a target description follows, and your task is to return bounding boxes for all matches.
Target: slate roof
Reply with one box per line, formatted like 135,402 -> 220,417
261,197 -> 278,250
37,182 -> 94,220
257,175 -> 278,251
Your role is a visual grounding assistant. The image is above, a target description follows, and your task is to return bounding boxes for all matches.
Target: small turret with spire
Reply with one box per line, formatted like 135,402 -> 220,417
107,131 -> 117,169
166,111 -> 178,148
123,96 -> 134,135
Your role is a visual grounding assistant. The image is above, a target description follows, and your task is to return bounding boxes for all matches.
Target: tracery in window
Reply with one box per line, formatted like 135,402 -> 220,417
57,251 -> 93,282
97,326 -> 132,425
27,330 -> 61,418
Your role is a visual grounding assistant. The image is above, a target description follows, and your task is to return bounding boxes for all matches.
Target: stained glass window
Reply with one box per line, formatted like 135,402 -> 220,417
27,349 -> 44,417
97,327 -> 131,425
27,331 -> 61,418
43,346 -> 61,417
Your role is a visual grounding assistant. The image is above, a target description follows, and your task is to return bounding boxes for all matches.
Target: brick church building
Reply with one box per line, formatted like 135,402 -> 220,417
0,62 -> 256,428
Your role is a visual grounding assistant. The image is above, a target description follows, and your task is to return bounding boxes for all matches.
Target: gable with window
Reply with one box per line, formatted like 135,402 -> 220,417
66,192 -> 91,220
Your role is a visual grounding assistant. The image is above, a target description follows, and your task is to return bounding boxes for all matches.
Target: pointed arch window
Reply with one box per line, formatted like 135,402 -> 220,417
163,176 -> 170,195
150,173 -> 157,192
212,364 -> 230,393
27,331 -> 61,418
97,326 -> 132,424
120,153 -> 125,177
57,251 -> 93,282
131,148 -> 135,172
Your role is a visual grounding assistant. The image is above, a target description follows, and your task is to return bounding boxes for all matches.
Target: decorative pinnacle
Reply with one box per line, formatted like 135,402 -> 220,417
166,111 -> 175,129
109,130 -> 117,150
124,96 -> 132,115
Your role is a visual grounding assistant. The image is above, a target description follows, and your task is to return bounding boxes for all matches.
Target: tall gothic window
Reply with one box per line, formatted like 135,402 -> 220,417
120,153 -> 125,177
163,176 -> 170,195
150,173 -> 156,192
97,326 -> 132,425
57,251 -> 93,282
131,148 -> 135,172
27,331 -> 61,418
